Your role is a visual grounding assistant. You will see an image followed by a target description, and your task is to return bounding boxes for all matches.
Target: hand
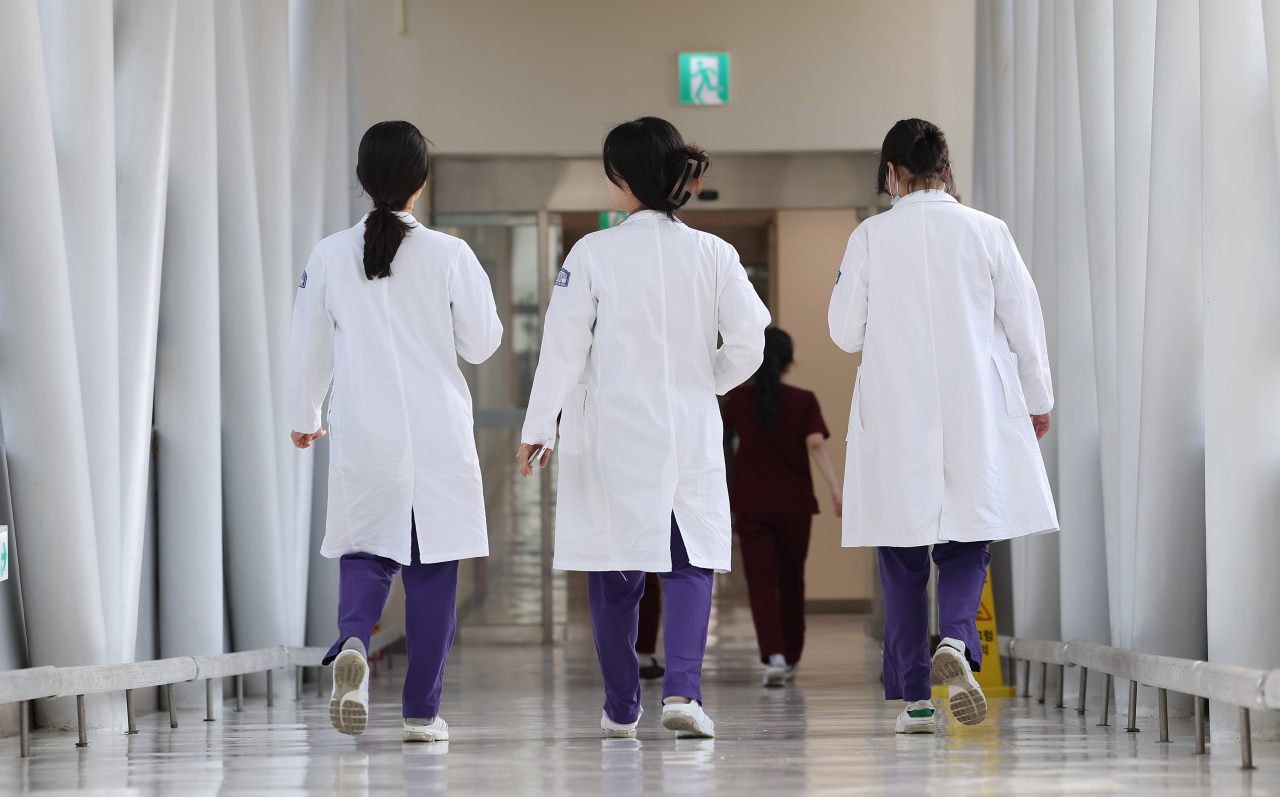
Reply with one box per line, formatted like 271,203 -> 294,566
291,429 -> 326,449
517,443 -> 551,478
1032,413 -> 1050,440
831,490 -> 843,518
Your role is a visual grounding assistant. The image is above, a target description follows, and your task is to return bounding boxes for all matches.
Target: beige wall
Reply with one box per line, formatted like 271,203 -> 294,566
356,0 -> 977,201
776,209 -> 872,600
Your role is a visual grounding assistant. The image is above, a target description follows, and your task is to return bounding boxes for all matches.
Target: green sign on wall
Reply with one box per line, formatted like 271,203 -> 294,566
679,53 -> 730,105
599,211 -> 628,229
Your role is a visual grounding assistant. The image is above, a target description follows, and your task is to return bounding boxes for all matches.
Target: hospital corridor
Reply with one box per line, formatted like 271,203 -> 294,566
1,0 -> 1279,794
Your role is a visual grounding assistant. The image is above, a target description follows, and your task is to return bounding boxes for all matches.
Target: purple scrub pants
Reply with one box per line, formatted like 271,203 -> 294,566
588,516 -> 714,725
879,540 -> 991,702
322,516 -> 457,720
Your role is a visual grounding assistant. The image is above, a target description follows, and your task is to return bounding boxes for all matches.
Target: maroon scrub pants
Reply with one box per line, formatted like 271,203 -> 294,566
737,511 -> 813,665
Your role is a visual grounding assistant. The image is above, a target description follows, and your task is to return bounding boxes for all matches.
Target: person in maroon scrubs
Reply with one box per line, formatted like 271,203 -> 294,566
722,327 -> 842,686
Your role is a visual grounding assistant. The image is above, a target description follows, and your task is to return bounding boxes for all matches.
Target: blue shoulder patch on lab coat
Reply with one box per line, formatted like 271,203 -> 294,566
835,270 -> 841,285
299,271 -> 308,289
556,268 -> 570,288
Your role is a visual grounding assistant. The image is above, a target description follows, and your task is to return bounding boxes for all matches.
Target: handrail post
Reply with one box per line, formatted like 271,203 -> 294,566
204,679 -> 215,722
20,700 -> 30,758
316,665 -> 323,697
1055,665 -> 1066,709
1021,660 -> 1031,698
1038,662 -> 1047,704
126,688 -> 139,734
235,675 -> 243,712
1126,680 -> 1139,732
266,669 -> 274,707
75,695 -> 88,748
1157,688 -> 1169,743
1195,695 -> 1206,754
1098,674 -> 1112,726
1077,667 -> 1088,715
167,684 -> 178,728
1240,708 -> 1254,770
295,666 -> 302,701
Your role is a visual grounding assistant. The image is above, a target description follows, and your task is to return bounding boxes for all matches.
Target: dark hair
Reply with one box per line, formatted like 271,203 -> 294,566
751,328 -> 795,432
602,117 -> 710,220
355,121 -> 430,280
876,118 -> 955,198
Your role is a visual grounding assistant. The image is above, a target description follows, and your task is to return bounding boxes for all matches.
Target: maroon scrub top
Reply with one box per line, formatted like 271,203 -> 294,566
722,383 -> 830,515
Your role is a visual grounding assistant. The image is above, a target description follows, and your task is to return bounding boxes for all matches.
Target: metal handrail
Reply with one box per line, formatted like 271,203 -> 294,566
0,625 -> 405,758
999,634 -> 1279,770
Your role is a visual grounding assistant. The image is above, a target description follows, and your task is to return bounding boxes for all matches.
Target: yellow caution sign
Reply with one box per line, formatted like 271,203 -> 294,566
934,566 -> 1016,699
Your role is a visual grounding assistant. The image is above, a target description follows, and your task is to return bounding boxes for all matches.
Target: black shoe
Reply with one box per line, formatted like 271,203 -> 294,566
638,655 -> 665,680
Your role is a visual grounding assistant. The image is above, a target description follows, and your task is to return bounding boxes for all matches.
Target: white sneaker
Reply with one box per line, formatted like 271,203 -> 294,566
661,700 -> 715,738
895,699 -> 937,734
403,716 -> 449,742
932,637 -> 987,726
600,707 -> 642,739
329,647 -> 370,736
784,663 -> 799,682
762,653 -> 787,687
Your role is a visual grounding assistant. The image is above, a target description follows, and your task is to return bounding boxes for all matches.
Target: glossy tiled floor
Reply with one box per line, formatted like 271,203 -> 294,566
1,596 -> 1276,795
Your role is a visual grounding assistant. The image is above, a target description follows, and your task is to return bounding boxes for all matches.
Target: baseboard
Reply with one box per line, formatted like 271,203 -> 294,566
804,599 -> 873,614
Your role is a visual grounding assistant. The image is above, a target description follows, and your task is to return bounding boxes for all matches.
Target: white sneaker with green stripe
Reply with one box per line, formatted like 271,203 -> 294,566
895,699 -> 936,734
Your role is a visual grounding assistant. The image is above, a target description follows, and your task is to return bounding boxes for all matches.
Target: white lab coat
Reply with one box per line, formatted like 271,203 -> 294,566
522,210 -> 771,573
290,213 -> 503,565
828,191 -> 1058,547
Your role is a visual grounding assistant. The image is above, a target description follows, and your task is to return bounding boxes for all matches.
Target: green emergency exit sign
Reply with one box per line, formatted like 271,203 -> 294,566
679,53 -> 730,105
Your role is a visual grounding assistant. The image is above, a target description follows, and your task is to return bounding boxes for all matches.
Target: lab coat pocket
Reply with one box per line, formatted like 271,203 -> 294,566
847,369 -> 865,439
991,353 -> 1028,418
558,384 -> 589,455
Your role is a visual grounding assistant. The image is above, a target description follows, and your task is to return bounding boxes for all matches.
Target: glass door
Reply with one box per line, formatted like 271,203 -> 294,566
432,212 -> 564,643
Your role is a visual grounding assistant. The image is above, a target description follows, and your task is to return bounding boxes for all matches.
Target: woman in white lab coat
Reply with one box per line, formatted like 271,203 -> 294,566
828,119 -> 1056,735
518,117 -> 770,739
290,121 -> 502,743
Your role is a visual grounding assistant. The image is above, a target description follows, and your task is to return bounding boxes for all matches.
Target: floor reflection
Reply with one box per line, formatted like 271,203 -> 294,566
0,589 -> 1275,795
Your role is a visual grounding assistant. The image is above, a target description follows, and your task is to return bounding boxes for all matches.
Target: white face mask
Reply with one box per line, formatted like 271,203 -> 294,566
888,166 -> 901,206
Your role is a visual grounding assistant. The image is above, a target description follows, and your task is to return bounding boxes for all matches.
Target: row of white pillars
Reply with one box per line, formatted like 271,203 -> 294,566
0,0 -> 111,729
974,0 -> 1280,738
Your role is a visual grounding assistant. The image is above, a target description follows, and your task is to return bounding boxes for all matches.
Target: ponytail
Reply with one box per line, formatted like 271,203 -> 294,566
751,328 -> 795,432
355,121 -> 431,280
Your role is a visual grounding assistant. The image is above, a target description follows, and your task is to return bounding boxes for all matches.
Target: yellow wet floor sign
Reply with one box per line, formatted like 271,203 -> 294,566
934,566 -> 1016,699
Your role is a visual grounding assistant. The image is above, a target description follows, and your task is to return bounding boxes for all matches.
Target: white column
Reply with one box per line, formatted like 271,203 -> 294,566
1011,1 -> 1040,251
243,0 -> 309,651
292,0 -> 344,649
1054,1 -> 1111,656
37,0 -> 123,668
1011,0 -> 1060,645
156,0 -> 223,707
990,1 -> 1017,226
1110,0 -> 1157,661
342,0 -> 366,226
214,0 -> 289,664
1200,0 -> 1280,743
115,0 -> 178,664
973,1 -> 995,213
1073,0 -> 1122,651
0,0 -> 110,727
1131,0 -> 1204,717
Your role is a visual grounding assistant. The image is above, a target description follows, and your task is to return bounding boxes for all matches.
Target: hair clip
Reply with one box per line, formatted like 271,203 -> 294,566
667,158 -> 708,207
